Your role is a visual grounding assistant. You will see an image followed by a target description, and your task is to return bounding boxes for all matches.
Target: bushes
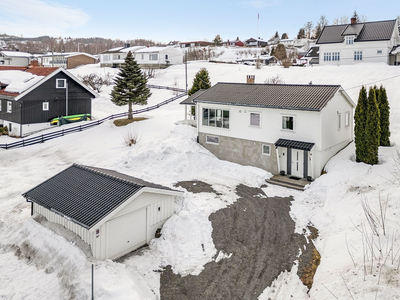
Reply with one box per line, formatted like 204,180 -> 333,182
0,126 -> 8,136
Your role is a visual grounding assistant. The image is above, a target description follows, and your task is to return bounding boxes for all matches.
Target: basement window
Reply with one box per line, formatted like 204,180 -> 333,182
262,144 -> 271,156
206,135 -> 219,145
56,79 -> 66,88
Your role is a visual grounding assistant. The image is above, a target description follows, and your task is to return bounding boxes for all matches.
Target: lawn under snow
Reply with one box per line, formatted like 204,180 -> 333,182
1,57 -> 400,299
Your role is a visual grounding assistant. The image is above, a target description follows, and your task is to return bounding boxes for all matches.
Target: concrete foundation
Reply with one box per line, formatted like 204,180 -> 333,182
199,133 -> 279,174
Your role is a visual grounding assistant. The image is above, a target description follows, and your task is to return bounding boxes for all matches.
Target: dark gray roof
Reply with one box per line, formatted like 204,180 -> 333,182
193,82 -> 341,111
305,47 -> 319,58
317,20 -> 397,44
22,164 -> 178,229
180,89 -> 207,105
275,139 -> 315,151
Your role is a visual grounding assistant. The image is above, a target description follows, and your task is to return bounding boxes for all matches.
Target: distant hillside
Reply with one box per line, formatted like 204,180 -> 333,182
0,34 -> 165,55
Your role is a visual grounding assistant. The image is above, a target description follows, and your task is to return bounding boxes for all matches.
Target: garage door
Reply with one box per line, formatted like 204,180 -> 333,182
107,207 -> 147,259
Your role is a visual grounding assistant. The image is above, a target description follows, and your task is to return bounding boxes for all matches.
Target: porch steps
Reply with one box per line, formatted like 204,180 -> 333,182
266,175 -> 310,191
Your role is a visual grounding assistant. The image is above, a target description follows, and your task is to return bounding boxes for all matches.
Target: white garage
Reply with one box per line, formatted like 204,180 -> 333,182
22,164 -> 183,260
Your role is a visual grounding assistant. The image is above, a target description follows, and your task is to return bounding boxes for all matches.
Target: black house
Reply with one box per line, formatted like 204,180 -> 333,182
0,66 -> 98,136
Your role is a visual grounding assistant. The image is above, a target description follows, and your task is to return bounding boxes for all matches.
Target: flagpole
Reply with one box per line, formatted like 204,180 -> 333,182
257,13 -> 259,47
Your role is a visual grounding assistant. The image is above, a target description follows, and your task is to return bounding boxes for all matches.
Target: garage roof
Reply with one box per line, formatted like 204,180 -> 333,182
22,164 -> 179,229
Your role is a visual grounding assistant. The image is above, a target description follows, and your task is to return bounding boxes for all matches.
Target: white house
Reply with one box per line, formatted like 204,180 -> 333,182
317,18 -> 400,65
22,164 -> 183,260
0,51 -> 33,67
134,47 -> 183,66
185,79 -> 355,180
99,45 -> 146,68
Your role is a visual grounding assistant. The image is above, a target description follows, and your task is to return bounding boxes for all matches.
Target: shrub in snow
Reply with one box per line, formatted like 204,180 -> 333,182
123,130 -> 139,146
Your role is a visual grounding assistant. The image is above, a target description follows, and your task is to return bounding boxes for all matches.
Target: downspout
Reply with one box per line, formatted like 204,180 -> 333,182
19,102 -> 22,137
25,198 -> 33,216
275,146 -> 281,175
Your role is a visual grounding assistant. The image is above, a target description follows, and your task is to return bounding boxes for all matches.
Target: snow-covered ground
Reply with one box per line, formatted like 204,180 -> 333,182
1,61 -> 400,299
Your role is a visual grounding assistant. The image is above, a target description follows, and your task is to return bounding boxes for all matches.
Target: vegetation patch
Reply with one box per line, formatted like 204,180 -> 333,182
113,117 -> 147,127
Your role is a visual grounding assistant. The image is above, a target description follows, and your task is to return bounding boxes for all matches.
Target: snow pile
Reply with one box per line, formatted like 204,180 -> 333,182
0,70 -> 44,93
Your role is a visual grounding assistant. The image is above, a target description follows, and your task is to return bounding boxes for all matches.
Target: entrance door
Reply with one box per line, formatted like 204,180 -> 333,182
291,149 -> 304,178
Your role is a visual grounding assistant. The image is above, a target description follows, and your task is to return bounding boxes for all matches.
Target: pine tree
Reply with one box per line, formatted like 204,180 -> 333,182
377,85 -> 390,146
354,86 -> 367,162
111,51 -> 151,119
188,68 -> 211,96
213,35 -> 222,46
364,87 -> 380,165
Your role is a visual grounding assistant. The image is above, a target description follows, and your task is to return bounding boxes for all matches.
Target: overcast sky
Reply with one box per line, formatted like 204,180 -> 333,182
0,0 -> 397,43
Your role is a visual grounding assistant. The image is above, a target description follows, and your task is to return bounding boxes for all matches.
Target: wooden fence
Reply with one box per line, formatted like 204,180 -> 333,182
0,87 -> 187,150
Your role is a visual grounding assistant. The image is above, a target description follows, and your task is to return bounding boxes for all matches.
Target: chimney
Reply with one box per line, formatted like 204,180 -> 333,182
351,17 -> 357,24
125,43 -> 130,48
30,60 -> 39,67
247,75 -> 255,84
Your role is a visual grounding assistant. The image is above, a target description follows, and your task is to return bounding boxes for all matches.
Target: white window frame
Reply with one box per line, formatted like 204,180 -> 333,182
56,79 -> 66,89
338,112 -> 342,130
281,115 -> 295,131
332,52 -> 340,61
324,52 -> 331,61
250,112 -> 261,127
345,111 -> 350,127
345,36 -> 354,45
206,135 -> 220,145
7,101 -> 12,113
354,51 -> 363,61
43,102 -> 49,111
262,144 -> 271,156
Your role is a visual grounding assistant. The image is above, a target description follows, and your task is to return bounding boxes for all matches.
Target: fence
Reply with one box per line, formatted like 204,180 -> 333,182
0,90 -> 187,150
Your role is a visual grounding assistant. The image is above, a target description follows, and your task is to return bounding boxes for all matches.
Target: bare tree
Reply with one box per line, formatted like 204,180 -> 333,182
264,74 -> 285,84
304,22 -> 313,39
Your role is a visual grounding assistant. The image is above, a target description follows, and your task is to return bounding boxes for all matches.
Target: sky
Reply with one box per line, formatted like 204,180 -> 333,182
0,0 -> 398,43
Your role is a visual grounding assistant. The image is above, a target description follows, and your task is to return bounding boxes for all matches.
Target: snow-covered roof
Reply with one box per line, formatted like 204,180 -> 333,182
120,46 -> 146,53
135,47 -> 173,53
0,70 -> 44,94
0,50 -> 33,58
40,52 -> 96,59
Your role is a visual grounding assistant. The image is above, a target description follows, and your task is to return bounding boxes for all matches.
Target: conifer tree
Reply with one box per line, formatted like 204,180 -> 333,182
111,51 -> 151,119
364,87 -> 380,165
377,85 -> 390,146
354,86 -> 367,162
188,68 -> 211,96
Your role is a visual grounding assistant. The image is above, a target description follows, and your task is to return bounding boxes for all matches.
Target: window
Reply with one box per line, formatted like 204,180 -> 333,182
338,113 -> 342,130
377,50 -> 383,54
56,79 -> 66,88
43,102 -> 49,111
141,54 -> 144,60
206,135 -> 219,145
332,52 -> 340,61
345,111 -> 350,127
102,54 -> 109,62
165,55 -> 169,59
250,112 -> 261,127
7,101 -> 12,113
262,144 -> 271,156
324,52 -> 331,61
346,36 -> 354,45
202,108 -> 229,129
282,116 -> 294,130
354,51 -> 362,61
149,54 -> 158,60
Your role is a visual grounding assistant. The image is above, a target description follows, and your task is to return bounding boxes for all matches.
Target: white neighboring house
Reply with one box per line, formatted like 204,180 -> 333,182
23,164 -> 183,260
317,18 -> 400,65
134,47 -> 183,66
0,51 -> 33,67
99,45 -> 146,68
184,79 -> 355,180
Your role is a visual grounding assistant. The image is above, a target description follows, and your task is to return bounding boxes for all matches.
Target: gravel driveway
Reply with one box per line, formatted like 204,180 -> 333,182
160,183 -> 319,300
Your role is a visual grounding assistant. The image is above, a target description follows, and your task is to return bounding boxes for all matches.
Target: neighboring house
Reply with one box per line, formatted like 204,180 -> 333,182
317,18 -> 400,65
0,66 -> 97,137
99,45 -> 146,68
222,39 -> 245,47
180,41 -> 212,48
184,79 -> 355,180
134,47 -> 183,67
279,39 -> 295,47
0,50 -> 33,67
304,46 -> 320,65
236,55 -> 277,65
40,52 -> 97,69
22,164 -> 183,260
245,38 -> 268,47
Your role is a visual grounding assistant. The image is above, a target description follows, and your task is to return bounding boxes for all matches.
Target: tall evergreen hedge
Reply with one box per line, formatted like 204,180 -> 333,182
354,86 -> 368,162
364,87 -> 380,165
377,86 -> 390,146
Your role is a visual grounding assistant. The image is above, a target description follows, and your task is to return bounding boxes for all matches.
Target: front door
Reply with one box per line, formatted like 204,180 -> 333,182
291,149 -> 304,178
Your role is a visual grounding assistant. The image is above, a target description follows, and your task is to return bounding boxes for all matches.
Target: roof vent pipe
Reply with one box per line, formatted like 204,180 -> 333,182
247,75 -> 255,84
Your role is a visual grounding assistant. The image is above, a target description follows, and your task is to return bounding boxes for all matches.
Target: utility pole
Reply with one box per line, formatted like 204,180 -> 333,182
185,51 -> 188,94
257,13 -> 259,48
